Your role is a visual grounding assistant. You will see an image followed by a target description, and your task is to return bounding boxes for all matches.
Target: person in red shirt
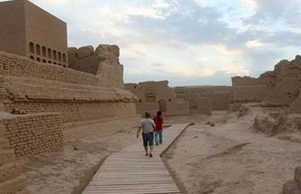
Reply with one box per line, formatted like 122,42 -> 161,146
153,111 -> 163,145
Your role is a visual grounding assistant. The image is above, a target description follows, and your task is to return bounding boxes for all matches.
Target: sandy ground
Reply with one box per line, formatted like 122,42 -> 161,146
163,109 -> 301,194
22,115 -> 141,194
20,108 -> 301,194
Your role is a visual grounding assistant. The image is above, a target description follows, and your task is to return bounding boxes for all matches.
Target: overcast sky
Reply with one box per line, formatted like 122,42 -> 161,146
28,0 -> 301,86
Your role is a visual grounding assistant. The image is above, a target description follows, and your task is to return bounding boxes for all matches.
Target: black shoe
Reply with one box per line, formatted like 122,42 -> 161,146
149,153 -> 153,158
145,153 -> 148,156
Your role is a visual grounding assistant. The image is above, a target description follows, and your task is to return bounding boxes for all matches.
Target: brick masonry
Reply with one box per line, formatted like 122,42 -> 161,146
0,112 -> 63,157
0,52 -> 137,122
0,52 -> 98,85
0,123 -> 30,194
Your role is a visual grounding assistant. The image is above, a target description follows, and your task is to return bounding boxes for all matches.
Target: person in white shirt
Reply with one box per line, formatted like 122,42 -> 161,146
137,112 -> 156,157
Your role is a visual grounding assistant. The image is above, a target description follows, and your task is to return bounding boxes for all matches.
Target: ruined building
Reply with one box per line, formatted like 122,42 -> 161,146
125,81 -> 189,116
125,80 -> 233,116
0,0 -> 68,67
0,1 -> 136,193
174,86 -> 232,114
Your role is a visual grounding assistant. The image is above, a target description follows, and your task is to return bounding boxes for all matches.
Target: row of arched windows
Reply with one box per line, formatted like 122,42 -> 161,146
29,42 -> 66,63
29,55 -> 66,67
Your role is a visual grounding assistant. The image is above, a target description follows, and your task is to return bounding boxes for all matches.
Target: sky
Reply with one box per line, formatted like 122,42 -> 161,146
21,0 -> 301,86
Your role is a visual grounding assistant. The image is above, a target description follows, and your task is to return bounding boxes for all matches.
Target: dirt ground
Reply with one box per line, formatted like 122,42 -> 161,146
21,108 -> 301,194
163,109 -> 301,194
22,115 -> 141,194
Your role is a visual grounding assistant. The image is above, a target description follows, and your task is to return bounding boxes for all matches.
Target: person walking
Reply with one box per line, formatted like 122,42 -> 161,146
153,111 -> 163,146
137,112 -> 156,157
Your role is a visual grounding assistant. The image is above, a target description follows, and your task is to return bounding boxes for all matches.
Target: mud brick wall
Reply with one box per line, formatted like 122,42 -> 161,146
232,85 -> 270,102
0,52 -> 137,122
1,113 -> 63,157
136,102 -> 159,116
5,102 -> 136,123
0,52 -> 98,85
167,101 -> 190,116
0,123 -> 30,194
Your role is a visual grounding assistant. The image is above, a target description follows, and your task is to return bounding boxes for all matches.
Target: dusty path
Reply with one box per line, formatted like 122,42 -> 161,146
22,116 -> 140,194
164,110 -> 301,194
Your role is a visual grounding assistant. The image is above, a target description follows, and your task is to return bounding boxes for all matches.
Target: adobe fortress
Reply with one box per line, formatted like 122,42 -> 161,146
0,1 -> 136,193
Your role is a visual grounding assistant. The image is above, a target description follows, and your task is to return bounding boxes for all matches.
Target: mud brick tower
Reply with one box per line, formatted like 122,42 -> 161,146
0,0 -> 68,66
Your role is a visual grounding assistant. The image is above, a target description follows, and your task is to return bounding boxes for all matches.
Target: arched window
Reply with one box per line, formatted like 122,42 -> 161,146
58,63 -> 61,66
145,93 -> 156,102
29,42 -> 34,53
42,46 -> 46,57
53,50 -> 57,60
36,44 -> 41,55
53,62 -> 57,65
30,55 -> 35,60
48,61 -> 52,64
42,59 -> 46,63
63,54 -> 66,62
36,58 -> 41,62
58,52 -> 62,61
48,48 -> 52,59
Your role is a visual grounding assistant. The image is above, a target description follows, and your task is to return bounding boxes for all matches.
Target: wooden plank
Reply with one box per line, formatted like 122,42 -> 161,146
83,124 -> 190,194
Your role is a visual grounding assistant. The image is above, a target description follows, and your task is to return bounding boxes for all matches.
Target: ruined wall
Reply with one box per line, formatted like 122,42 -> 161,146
231,71 -> 275,104
166,101 -> 190,116
232,85 -> 270,102
0,52 -> 137,122
289,89 -> 301,113
1,113 -> 63,157
262,56 -> 301,107
125,81 -> 177,104
136,103 -> 159,116
174,86 -> 231,111
196,97 -> 211,115
68,44 -> 124,88
0,52 -> 98,85
263,79 -> 301,107
0,123 -> 30,194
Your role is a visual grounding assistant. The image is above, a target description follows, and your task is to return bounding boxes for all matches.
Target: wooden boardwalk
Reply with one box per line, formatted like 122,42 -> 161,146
83,123 -> 190,194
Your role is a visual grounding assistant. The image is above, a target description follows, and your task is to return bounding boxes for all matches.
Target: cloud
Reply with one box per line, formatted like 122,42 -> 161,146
15,0 -> 301,85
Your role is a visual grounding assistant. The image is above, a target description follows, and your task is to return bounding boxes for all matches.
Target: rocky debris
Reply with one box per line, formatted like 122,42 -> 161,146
205,121 -> 215,127
237,104 -> 250,117
253,112 -> 287,135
